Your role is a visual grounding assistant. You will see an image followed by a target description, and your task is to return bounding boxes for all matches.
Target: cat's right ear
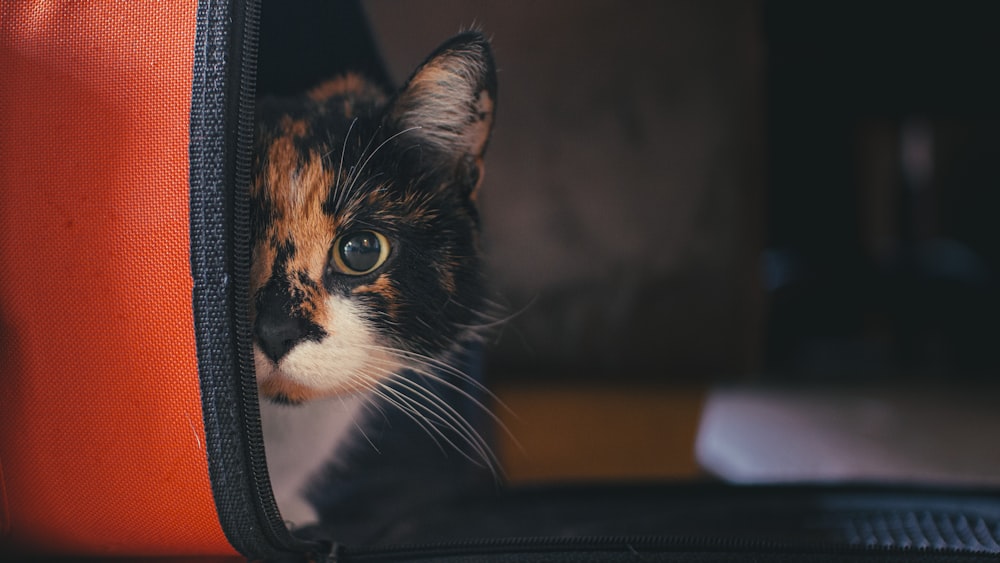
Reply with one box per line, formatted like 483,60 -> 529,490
388,32 -> 497,198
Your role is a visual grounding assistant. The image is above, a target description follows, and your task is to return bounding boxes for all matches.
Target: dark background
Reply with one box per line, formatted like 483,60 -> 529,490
761,1 -> 1000,382
262,0 -> 1000,385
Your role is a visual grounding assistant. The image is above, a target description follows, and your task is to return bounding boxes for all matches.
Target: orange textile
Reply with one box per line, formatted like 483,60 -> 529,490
0,2 -> 235,556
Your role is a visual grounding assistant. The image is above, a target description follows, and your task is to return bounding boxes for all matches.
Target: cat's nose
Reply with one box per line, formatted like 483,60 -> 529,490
254,282 -> 314,363
255,308 -> 309,363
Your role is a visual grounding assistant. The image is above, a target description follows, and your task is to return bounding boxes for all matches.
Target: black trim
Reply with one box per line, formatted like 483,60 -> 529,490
189,0 -> 326,559
337,484 -> 1000,562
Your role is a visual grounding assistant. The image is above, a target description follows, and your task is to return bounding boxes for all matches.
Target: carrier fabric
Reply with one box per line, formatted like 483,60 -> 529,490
0,2 -> 235,556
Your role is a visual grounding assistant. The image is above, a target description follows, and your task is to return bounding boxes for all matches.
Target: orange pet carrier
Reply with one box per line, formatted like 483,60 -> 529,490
0,1 -> 235,556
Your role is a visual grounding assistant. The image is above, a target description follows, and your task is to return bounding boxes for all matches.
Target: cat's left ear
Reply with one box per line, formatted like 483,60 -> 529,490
388,32 -> 497,199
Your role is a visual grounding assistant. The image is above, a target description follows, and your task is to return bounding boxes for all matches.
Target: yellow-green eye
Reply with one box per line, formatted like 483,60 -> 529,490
332,230 -> 390,275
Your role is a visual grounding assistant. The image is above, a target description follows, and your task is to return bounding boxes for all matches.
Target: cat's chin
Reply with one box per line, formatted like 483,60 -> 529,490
258,375 -> 347,403
256,368 -> 371,404
254,361 -> 364,404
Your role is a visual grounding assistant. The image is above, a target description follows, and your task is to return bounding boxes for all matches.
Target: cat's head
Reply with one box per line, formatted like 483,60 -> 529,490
250,33 -> 496,403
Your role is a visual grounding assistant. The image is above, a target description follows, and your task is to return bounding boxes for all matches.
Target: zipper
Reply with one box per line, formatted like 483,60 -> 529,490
230,0 -> 328,559
190,0 -> 328,557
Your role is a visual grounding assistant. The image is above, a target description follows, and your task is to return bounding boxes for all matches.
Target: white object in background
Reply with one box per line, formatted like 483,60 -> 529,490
695,385 -> 1000,485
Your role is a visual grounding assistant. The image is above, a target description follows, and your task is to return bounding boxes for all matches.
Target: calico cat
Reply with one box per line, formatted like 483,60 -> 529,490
250,33 -> 498,528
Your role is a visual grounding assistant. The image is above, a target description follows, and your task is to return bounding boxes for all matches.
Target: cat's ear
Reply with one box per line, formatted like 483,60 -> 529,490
388,32 -> 497,198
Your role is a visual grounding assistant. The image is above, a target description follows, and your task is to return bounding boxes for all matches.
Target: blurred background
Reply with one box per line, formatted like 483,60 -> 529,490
259,0 -> 1000,484
371,0 -> 765,383
365,0 -> 1000,385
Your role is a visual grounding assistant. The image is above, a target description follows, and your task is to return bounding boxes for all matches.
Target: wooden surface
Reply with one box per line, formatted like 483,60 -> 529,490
494,384 -> 706,483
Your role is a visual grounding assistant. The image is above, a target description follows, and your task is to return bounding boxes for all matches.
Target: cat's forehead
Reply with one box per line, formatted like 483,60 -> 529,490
252,75 -> 392,228
254,132 -> 339,226
256,75 -> 385,173
256,73 -> 387,144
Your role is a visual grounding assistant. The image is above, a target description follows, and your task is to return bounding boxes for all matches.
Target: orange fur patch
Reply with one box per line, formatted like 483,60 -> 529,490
280,115 -> 309,137
307,72 -> 386,105
353,273 -> 401,318
251,136 -> 342,327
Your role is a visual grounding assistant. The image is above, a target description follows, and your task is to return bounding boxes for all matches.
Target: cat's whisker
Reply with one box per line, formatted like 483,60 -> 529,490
369,362 -> 498,458
347,396 -> 383,455
359,345 -> 523,448
340,174 -> 383,216
340,126 -> 422,209
349,385 -> 390,425
359,343 -> 501,397
333,116 -> 358,197
355,357 -> 500,461
357,126 -> 422,179
335,126 -> 378,213
465,293 -> 539,348
372,378 -> 488,468
396,364 -> 521,458
354,374 -> 451,455
456,318 -> 515,330
367,366 -> 501,474
454,295 -> 538,331
390,391 -> 496,474
357,343 -> 496,400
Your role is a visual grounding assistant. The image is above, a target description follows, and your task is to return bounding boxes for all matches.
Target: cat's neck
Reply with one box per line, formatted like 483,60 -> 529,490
260,393 -> 366,527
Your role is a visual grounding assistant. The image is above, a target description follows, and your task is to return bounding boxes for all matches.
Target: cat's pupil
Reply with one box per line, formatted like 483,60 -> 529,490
339,231 -> 382,273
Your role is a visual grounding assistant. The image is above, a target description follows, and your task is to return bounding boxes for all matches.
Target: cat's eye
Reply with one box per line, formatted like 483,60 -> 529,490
331,230 -> 390,275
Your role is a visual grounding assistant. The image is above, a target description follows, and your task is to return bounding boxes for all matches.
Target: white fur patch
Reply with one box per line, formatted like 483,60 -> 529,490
255,294 -> 408,527
254,294 -> 403,395
260,393 -> 365,528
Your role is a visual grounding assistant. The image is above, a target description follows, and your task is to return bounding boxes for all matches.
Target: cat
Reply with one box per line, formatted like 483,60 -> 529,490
250,32 -> 498,528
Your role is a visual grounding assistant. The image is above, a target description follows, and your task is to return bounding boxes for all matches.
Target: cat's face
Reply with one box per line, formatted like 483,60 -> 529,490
250,34 -> 496,403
